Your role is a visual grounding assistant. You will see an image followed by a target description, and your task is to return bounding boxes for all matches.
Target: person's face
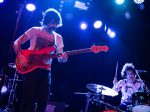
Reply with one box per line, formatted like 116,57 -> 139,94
47,20 -> 58,30
48,23 -> 57,28
126,70 -> 136,82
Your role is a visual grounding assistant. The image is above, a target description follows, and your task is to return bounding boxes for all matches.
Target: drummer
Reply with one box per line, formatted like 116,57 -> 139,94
112,63 -> 148,111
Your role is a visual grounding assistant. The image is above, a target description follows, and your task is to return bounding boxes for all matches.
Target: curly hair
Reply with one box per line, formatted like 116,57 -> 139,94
121,63 -> 136,78
41,8 -> 62,27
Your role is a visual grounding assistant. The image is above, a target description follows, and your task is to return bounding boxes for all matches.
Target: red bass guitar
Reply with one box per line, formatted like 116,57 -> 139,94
15,45 -> 109,74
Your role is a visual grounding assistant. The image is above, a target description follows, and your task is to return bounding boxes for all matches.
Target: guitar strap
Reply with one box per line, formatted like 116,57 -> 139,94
53,31 -> 57,48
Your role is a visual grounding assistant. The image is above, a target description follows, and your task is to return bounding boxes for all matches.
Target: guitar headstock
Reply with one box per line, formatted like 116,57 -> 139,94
91,45 -> 109,53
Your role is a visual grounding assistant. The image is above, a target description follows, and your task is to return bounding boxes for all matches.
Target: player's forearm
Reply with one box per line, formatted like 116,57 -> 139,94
13,42 -> 21,54
13,34 -> 28,54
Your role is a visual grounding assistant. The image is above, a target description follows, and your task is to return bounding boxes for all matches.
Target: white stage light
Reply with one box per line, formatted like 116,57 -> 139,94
109,32 -> 116,38
80,23 -> 87,30
134,0 -> 144,4
26,3 -> 36,12
74,1 -> 89,10
0,0 -> 4,3
107,28 -> 116,38
115,0 -> 124,5
94,21 -> 102,29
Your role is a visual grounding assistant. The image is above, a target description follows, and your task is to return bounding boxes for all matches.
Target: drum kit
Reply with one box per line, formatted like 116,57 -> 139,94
75,83 -> 123,112
0,62 -> 150,112
75,83 -> 150,112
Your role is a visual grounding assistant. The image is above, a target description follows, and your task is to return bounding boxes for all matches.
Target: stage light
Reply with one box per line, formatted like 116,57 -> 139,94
80,22 -> 87,30
93,20 -> 102,29
134,0 -> 144,4
26,3 -> 36,12
138,3 -> 145,10
109,32 -> 116,38
0,0 -> 4,3
115,0 -> 124,5
60,0 -> 64,4
125,11 -> 131,20
107,28 -> 116,38
74,1 -> 89,10
1,85 -> 8,94
104,24 -> 107,31
59,0 -> 64,13
65,13 -> 74,21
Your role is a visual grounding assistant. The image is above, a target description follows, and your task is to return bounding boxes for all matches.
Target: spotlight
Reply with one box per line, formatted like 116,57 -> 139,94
26,3 -> 36,12
125,11 -> 131,20
80,22 -> 87,30
134,0 -> 144,4
107,28 -> 116,38
0,0 -> 4,3
115,0 -> 125,5
109,32 -> 116,38
94,20 -> 102,29
74,1 -> 89,10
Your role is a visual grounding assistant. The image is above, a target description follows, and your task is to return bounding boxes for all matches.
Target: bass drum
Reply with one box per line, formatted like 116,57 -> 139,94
132,92 -> 150,112
100,104 -> 119,112
102,109 -> 119,112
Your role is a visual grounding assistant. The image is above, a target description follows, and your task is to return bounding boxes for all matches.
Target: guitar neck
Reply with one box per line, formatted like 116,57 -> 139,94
66,48 -> 91,56
48,48 -> 91,59
42,45 -> 108,59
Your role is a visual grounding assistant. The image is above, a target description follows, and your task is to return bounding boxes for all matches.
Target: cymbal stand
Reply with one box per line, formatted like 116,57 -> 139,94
0,68 -> 5,95
136,71 -> 150,93
3,70 -> 18,112
85,92 -> 101,112
85,92 -> 92,112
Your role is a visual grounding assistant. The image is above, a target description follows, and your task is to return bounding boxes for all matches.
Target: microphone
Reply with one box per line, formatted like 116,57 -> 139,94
136,70 -> 148,73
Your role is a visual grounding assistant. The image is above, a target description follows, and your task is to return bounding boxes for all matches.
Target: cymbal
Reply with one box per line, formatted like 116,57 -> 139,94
8,63 -> 16,68
86,83 -> 118,97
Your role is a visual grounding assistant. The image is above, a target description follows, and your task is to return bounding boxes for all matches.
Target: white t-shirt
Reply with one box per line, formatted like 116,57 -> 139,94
24,26 -> 64,67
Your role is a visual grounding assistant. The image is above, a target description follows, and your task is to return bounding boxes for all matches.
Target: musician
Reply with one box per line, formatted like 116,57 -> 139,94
112,63 -> 147,111
13,8 -> 68,112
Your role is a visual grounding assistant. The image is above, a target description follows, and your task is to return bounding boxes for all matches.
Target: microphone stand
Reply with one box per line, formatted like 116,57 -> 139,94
3,70 -> 19,112
0,68 -> 5,96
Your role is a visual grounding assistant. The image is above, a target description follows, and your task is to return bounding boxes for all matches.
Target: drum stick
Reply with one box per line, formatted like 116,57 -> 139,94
114,61 -> 118,79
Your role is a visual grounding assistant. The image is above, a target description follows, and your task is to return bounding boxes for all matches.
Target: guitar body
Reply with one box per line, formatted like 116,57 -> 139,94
16,47 -> 56,74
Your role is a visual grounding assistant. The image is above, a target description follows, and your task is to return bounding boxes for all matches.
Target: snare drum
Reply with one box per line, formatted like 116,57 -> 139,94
132,92 -> 150,112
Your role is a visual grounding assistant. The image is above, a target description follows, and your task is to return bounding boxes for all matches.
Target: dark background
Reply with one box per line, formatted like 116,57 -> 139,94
0,0 -> 150,111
